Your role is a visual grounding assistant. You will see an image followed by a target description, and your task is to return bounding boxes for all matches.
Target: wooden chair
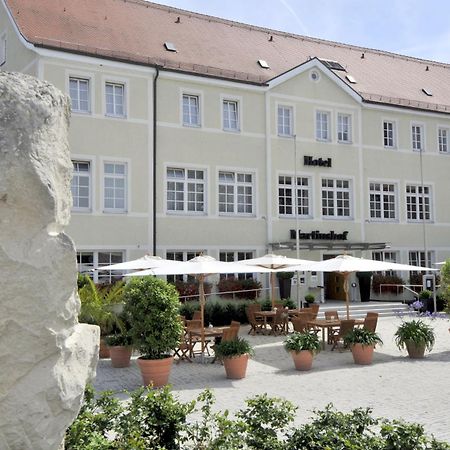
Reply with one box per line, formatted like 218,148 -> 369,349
186,320 -> 210,357
309,303 -> 320,320
211,326 -> 239,364
291,315 -> 309,333
192,310 -> 202,321
230,320 -> 241,336
325,310 -> 340,344
363,312 -> 379,332
330,319 -> 355,351
270,308 -> 288,335
246,306 -> 264,335
174,329 -> 193,363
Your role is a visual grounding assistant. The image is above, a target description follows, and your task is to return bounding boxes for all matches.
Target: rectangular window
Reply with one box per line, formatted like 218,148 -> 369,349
372,251 -> 398,275
408,251 -> 433,274
105,82 -> 125,117
277,105 -> 293,136
71,161 -> 91,211
166,251 -> 203,283
369,182 -> 396,220
219,251 -> 254,280
69,77 -> 90,113
321,178 -> 351,218
337,113 -> 351,143
223,100 -> 239,131
182,94 -> 200,126
103,162 -> 127,212
278,175 -> 311,217
412,124 -> 424,151
0,33 -> 6,66
77,251 -> 124,284
438,128 -> 449,153
383,121 -> 395,148
218,171 -> 253,215
406,184 -> 431,221
316,111 -> 330,141
167,167 -> 205,213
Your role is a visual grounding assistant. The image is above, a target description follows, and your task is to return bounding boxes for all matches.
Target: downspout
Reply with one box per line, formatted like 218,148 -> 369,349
152,66 -> 160,255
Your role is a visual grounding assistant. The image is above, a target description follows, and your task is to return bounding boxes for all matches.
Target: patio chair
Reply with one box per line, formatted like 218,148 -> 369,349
325,310 -> 340,344
330,319 -> 355,351
211,326 -> 239,364
309,303 -> 320,319
174,330 -> 193,363
363,312 -> 379,332
270,308 -> 288,335
192,310 -> 202,321
246,306 -> 265,335
186,320 -> 211,357
291,315 -> 309,333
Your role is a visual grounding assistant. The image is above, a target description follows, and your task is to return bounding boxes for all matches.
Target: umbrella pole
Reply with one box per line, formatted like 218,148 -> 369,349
198,275 -> 206,360
271,272 -> 276,308
344,273 -> 350,319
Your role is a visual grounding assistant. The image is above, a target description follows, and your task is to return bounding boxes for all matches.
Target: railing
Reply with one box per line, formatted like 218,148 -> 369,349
378,284 -> 427,299
178,286 -> 273,302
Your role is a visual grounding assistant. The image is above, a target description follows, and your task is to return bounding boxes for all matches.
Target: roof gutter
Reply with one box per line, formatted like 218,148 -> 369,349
152,66 -> 160,256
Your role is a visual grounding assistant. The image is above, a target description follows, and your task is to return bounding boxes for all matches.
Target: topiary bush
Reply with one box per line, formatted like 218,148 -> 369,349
217,277 -> 262,299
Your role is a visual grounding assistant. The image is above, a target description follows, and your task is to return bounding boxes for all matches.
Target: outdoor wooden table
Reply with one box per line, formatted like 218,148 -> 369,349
308,318 -> 365,350
255,310 -> 290,334
188,327 -> 226,359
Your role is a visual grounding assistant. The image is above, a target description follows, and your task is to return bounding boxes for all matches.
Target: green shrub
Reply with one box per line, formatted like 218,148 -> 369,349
217,277 -> 262,299
173,280 -> 211,301
284,331 -> 321,353
394,319 -> 435,352
372,274 -> 405,294
304,293 -> 315,304
213,337 -> 254,359
343,328 -> 383,348
276,271 -> 294,280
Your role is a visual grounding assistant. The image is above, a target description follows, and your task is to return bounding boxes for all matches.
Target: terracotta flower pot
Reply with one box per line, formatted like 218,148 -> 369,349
99,337 -> 110,359
290,350 -> 314,371
137,355 -> 174,387
223,354 -> 249,379
351,343 -> 375,365
109,346 -> 132,368
405,341 -> 426,359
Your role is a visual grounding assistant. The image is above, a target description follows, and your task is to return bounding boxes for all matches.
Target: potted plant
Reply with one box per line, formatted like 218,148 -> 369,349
343,328 -> 383,365
213,337 -> 254,379
123,276 -> 183,387
304,294 -> 315,308
105,332 -> 133,368
394,319 -> 435,359
276,272 -> 294,300
283,331 -> 321,371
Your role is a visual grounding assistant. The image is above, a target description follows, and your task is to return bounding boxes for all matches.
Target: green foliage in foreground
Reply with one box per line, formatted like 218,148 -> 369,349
66,385 -> 450,450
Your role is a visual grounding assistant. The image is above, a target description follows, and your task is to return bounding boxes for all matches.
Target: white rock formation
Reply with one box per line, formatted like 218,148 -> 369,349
0,72 -> 99,450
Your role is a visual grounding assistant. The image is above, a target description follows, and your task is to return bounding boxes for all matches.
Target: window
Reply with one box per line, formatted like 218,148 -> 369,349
69,77 -> 90,113
278,175 -> 312,217
412,124 -> 424,151
182,94 -> 200,126
406,184 -> 432,221
105,82 -> 125,117
369,182 -> 396,220
223,100 -> 239,131
71,161 -> 91,211
104,162 -> 127,212
383,121 -> 395,148
166,168 -> 205,213
220,251 -> 254,280
218,171 -> 253,215
316,111 -> 330,141
77,251 -> 124,284
0,32 -> 6,66
166,251 -> 203,283
277,105 -> 293,136
408,251 -> 433,274
321,178 -> 351,218
372,251 -> 398,275
438,127 -> 449,153
337,113 -> 352,143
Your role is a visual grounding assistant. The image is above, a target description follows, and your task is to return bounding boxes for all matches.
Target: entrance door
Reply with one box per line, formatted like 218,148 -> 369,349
323,254 -> 346,301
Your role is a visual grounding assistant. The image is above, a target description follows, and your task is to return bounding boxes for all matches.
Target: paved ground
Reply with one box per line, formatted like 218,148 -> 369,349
94,315 -> 450,442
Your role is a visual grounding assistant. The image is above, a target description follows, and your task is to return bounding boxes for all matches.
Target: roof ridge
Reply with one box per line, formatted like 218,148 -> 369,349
131,0 -> 450,70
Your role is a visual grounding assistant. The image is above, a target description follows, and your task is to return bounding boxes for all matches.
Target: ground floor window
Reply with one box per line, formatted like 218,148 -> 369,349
372,250 -> 398,276
76,250 -> 124,284
219,251 -> 254,279
166,250 -> 204,283
408,251 -> 434,274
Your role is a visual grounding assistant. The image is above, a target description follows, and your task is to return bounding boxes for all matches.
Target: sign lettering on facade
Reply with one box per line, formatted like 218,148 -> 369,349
290,229 -> 349,241
303,156 -> 332,167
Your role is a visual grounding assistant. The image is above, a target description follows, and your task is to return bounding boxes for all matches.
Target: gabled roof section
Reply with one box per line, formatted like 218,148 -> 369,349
5,0 -> 450,113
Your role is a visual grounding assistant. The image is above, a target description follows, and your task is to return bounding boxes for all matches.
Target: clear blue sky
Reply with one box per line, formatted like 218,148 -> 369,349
154,0 -> 450,64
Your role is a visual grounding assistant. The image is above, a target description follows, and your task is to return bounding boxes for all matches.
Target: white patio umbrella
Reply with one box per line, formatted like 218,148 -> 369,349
289,254 -> 437,319
125,255 -> 271,356
96,254 -> 181,271
240,253 -> 314,307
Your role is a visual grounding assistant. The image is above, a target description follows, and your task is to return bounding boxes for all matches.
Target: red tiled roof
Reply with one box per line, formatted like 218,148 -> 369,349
6,0 -> 450,113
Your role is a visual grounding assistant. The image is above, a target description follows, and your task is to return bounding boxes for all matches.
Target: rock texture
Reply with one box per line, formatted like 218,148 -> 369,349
0,72 -> 99,450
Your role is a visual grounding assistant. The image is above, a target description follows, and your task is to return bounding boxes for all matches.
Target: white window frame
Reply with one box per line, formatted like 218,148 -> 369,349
0,31 -> 6,66
68,76 -> 92,114
408,250 -> 434,273
382,120 -> 397,148
218,170 -> 254,216
411,123 -> 425,152
103,78 -> 127,118
102,160 -> 128,213
278,174 -> 313,218
221,96 -> 241,132
321,177 -> 353,219
219,250 -> 255,280
368,181 -> 397,221
277,104 -> 294,137
406,184 -> 432,222
438,126 -> 449,153
71,160 -> 92,212
166,166 -> 207,215
77,250 -> 125,284
372,250 -> 399,275
337,112 -> 352,143
166,250 -> 205,283
181,91 -> 202,127
315,110 -> 331,142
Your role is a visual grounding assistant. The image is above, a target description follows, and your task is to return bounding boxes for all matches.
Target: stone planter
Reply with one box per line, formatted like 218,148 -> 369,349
137,355 -> 174,387
290,350 -> 314,371
351,344 -> 375,365
405,341 -> 426,359
223,354 -> 249,379
109,346 -> 132,368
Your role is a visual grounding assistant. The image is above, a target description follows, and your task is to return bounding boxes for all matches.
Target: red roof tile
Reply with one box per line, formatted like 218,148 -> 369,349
6,0 -> 450,113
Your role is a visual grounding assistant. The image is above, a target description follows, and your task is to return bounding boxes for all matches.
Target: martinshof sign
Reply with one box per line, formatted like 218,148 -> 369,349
290,230 -> 349,240
304,156 -> 332,167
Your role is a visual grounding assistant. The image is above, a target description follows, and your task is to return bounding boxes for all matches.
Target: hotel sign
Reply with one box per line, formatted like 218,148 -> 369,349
290,229 -> 349,241
304,155 -> 332,167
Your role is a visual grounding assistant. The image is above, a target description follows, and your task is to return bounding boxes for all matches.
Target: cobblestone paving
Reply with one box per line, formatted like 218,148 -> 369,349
94,316 -> 450,441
